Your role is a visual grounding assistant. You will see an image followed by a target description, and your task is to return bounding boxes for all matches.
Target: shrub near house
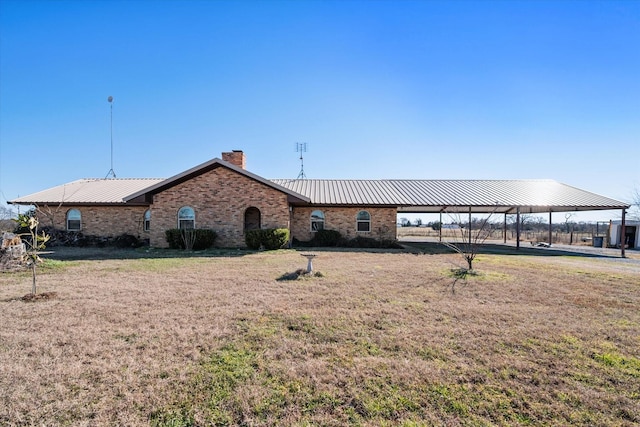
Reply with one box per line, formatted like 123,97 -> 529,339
245,229 -> 289,250
165,229 -> 217,250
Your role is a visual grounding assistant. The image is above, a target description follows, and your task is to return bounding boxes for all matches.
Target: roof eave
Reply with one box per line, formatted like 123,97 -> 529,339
8,201 -> 143,207
397,204 -> 630,214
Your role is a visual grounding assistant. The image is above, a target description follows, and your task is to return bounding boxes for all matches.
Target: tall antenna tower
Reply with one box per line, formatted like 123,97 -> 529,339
296,142 -> 307,179
105,96 -> 116,178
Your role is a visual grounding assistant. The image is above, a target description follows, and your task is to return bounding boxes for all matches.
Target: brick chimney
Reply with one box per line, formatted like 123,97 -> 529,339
221,150 -> 246,169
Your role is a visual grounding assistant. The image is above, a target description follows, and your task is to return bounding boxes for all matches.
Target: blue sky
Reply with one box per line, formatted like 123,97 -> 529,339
1,0 -> 638,222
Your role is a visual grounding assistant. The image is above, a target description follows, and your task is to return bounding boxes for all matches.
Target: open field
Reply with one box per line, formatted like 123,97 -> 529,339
397,227 -> 606,247
1,246 -> 639,426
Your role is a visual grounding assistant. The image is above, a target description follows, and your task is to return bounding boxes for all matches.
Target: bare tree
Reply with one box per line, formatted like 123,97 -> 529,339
0,205 -> 14,219
181,228 -> 197,251
15,213 -> 50,295
30,184 -> 73,229
441,210 -> 496,272
630,187 -> 640,221
0,205 -> 16,231
399,217 -> 411,227
563,213 -> 576,232
35,200 -> 66,230
506,212 -> 537,238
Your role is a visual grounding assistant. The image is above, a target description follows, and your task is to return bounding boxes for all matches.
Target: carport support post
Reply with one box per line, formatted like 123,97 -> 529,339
516,207 -> 521,250
439,211 -> 442,242
503,213 -> 507,243
549,211 -> 553,246
468,207 -> 472,247
621,208 -> 626,258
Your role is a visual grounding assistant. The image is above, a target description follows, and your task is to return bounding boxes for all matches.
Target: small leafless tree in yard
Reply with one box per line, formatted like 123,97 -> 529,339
14,213 -> 50,295
441,210 -> 496,272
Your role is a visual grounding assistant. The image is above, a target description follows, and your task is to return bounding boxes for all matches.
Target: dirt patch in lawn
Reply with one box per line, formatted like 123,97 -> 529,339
20,291 -> 58,302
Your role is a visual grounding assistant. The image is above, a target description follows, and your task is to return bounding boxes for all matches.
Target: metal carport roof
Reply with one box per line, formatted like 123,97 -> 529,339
270,179 -> 629,213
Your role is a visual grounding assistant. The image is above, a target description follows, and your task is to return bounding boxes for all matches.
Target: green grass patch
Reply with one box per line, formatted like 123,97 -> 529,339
592,351 -> 640,378
151,344 -> 257,426
40,258 -> 70,270
153,312 -> 576,426
448,267 -> 479,280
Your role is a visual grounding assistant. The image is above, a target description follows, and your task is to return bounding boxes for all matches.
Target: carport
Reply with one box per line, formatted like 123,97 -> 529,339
393,180 -> 631,258
276,178 -> 631,257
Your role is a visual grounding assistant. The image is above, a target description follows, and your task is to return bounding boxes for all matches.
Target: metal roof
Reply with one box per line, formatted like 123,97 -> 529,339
9,159 -> 312,206
9,172 -> 629,215
123,158 -> 311,203
9,178 -> 165,205
270,179 -> 629,213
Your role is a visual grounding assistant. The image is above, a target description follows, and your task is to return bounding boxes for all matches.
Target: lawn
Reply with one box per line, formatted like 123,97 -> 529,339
0,246 -> 639,426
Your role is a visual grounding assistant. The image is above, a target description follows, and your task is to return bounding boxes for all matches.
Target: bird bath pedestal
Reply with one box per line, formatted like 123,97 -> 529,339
301,253 -> 317,273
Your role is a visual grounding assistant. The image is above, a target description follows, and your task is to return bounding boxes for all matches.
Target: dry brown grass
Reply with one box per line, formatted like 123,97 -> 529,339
1,247 -> 639,426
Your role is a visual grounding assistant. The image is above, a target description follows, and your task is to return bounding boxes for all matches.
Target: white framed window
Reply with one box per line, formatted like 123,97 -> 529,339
143,209 -> 151,231
66,209 -> 81,231
356,210 -> 371,232
178,206 -> 195,229
311,210 -> 325,232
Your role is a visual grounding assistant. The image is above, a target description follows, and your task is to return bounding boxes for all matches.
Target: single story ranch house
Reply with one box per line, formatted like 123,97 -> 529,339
9,150 -> 631,252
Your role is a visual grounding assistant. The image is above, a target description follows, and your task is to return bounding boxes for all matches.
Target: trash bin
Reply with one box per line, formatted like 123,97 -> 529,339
593,236 -> 604,247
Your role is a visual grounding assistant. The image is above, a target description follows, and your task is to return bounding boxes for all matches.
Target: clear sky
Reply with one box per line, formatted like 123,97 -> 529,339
1,0 -> 638,222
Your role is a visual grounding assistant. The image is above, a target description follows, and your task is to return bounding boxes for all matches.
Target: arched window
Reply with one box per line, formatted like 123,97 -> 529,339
311,210 -> 325,232
143,209 -> 151,231
244,207 -> 261,232
356,210 -> 371,232
178,206 -> 195,229
66,209 -> 82,231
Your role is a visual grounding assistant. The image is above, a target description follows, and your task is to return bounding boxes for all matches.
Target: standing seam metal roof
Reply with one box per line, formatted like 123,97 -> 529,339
269,179 -> 628,213
9,175 -> 628,214
9,178 -> 165,205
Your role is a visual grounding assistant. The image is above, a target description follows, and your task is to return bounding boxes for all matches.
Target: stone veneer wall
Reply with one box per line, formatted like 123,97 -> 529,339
149,166 -> 291,247
36,205 -> 149,237
291,206 -> 397,243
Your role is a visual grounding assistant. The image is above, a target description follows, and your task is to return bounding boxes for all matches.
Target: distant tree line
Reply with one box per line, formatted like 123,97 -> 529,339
399,214 -> 613,234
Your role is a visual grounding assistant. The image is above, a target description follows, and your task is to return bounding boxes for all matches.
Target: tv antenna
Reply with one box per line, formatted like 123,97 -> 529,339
105,96 -> 116,178
295,142 -> 307,179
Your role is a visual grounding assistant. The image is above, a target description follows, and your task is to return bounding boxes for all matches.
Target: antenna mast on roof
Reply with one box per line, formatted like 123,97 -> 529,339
105,96 -> 117,179
296,142 -> 307,179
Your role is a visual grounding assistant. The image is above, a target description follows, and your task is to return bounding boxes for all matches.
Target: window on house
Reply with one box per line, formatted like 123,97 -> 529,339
311,210 -> 325,232
244,207 -> 261,232
178,206 -> 195,229
143,209 -> 151,231
356,210 -> 371,232
66,209 -> 81,231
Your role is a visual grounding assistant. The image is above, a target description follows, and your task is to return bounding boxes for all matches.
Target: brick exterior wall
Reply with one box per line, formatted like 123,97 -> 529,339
149,166 -> 290,248
36,205 -> 149,237
291,206 -> 397,243
32,169 -> 399,249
